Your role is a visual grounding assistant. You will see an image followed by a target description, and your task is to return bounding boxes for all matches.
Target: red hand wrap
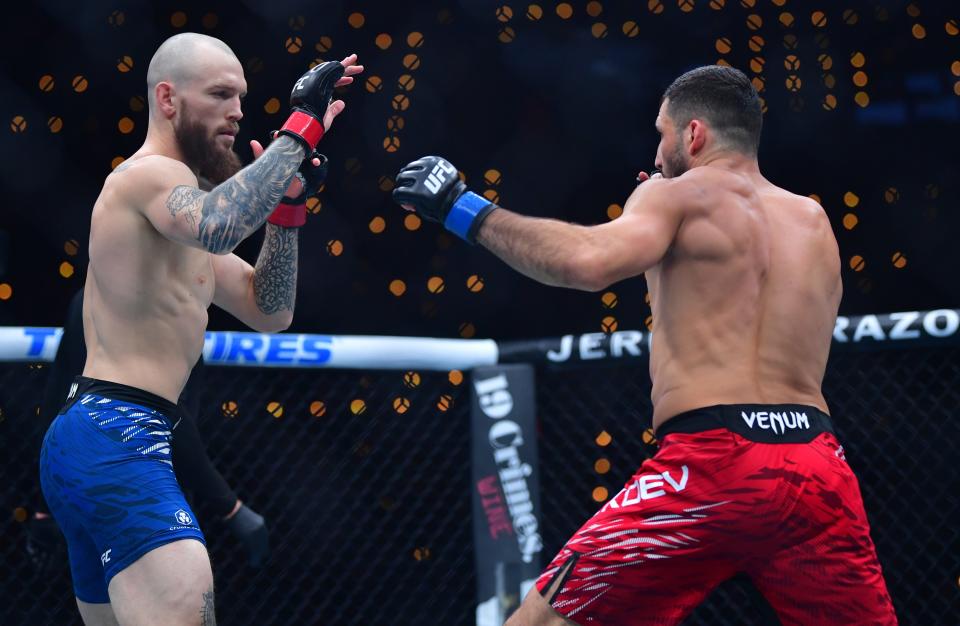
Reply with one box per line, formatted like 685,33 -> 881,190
268,202 -> 306,228
279,111 -> 325,152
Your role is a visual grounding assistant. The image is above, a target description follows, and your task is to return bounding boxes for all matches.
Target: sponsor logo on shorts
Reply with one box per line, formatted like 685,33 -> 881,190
602,465 -> 689,511
740,410 -> 810,435
175,509 -> 193,525
100,549 -> 112,566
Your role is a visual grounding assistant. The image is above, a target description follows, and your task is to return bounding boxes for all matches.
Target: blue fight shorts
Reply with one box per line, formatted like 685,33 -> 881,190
39,376 -> 205,603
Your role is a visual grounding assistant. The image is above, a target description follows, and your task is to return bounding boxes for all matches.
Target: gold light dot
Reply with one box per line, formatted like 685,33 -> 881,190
398,74 -> 416,91
854,91 -> 870,107
709,0 -> 725,9
818,54 -> 833,70
403,371 -> 421,388
389,279 -> 407,296
427,276 -> 445,293
48,116 -> 63,133
750,76 -> 765,92
906,3 -> 920,18
498,26 -> 516,43
348,12 -> 365,28
39,74 -> 54,92
10,115 -> 26,133
403,54 -> 421,70
326,239 -> 343,256
59,261 -> 74,278
375,33 -> 392,50
748,35 -> 765,52
449,370 -> 464,385
459,322 -> 476,338
111,156 -> 125,169
591,23 -> 608,39
622,20 -> 640,37
72,75 -> 88,93
853,71 -> 868,87
849,255 -> 865,272
202,12 -> 218,29
393,397 -> 411,414
843,214 -> 858,230
648,0 -> 664,15
607,204 -> 623,220
823,74 -> 836,89
350,399 -> 367,414
130,95 -> 145,112
601,291 -> 618,308
596,430 -> 612,446
601,316 -> 618,333
808,193 -> 822,204
850,52 -> 866,68
746,14 -> 763,31
679,0 -> 695,13
716,37 -> 732,54
221,401 -> 239,417
383,135 -> 400,152
266,401 -> 284,418
496,6 -> 513,22
527,4 -> 543,20
306,198 -> 322,214
406,31 -> 425,48
436,394 -> 453,411
884,187 -> 899,203
466,275 -> 484,292
785,75 -> 802,91
557,3 -> 573,19
912,23 -> 926,39
779,11 -> 795,27
810,10 -> 826,27
594,458 -> 611,474
642,428 -> 658,445
118,117 -> 134,134
404,213 -> 422,231
955,81 -> 960,96
264,98 -> 280,114
482,189 -> 500,203
392,94 -> 410,111
309,401 -> 326,417
843,191 -> 860,208
13,507 -> 28,523
952,61 -> 960,77
369,216 -> 386,234
171,11 -> 187,28
0,283 -> 12,300
784,55 -> 800,71
749,56 -> 765,73
891,252 -> 907,269
64,239 -> 79,255
315,36 -> 333,53
365,76 -> 383,93
947,19 -> 959,36
586,1 -> 603,17
117,55 -> 134,72
413,546 -> 431,561
592,486 -> 609,502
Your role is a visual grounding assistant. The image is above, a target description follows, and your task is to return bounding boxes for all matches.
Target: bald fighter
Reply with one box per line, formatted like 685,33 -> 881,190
394,66 -> 897,624
39,33 -> 362,625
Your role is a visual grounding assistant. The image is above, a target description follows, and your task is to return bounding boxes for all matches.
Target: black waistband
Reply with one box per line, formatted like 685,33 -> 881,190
65,376 -> 179,420
656,404 -> 834,444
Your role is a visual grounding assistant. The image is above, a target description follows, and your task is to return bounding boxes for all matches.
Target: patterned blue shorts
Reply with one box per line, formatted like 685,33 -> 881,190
39,377 -> 205,603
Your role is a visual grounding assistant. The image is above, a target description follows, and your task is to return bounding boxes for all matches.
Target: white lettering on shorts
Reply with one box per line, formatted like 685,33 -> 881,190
100,549 -> 112,566
740,411 -> 810,435
601,465 -> 689,512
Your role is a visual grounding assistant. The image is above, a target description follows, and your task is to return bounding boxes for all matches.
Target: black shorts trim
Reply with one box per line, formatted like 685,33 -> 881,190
656,404 -> 834,444
61,376 -> 179,423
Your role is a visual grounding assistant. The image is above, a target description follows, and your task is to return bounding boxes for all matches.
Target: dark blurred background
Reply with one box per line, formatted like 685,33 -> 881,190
0,0 -> 957,339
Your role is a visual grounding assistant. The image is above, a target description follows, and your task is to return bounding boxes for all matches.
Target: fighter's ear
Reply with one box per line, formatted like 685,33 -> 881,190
687,119 -> 708,156
155,82 -> 177,119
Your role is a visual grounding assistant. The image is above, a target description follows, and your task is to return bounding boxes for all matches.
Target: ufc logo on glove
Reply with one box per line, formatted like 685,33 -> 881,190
425,160 -> 458,194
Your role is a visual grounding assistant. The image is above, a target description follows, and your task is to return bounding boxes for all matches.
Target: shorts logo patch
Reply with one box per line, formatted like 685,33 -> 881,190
100,549 -> 111,566
740,410 -> 810,435
175,509 -> 193,525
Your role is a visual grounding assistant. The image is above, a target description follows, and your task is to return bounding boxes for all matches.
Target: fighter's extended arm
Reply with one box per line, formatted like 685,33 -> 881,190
393,156 -> 687,291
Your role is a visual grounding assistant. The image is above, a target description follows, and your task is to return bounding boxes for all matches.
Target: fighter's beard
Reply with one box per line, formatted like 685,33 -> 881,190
661,138 -> 689,179
174,111 -> 242,185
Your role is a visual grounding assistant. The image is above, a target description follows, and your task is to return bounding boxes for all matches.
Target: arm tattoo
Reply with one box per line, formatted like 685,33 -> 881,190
200,586 -> 216,625
165,136 -> 305,254
253,224 -> 299,315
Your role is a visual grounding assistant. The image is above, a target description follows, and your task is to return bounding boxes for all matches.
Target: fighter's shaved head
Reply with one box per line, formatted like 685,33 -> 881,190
146,33 -> 238,110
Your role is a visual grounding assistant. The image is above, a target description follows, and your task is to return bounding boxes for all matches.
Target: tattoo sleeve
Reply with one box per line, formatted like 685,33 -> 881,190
253,224 -> 299,315
165,136 -> 304,254
200,586 -> 216,625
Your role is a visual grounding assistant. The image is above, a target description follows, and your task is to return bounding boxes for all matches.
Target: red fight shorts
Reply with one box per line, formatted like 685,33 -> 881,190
535,404 -> 897,625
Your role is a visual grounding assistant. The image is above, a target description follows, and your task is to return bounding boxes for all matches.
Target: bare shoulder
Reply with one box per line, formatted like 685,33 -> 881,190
104,155 -> 197,210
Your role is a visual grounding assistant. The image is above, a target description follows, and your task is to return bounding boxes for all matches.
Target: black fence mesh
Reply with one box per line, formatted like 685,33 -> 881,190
2,346 -> 958,624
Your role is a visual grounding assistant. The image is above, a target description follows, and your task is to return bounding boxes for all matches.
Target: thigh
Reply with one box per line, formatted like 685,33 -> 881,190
77,599 -> 119,626
532,437 -> 744,625
748,435 -> 897,625
108,539 -> 214,626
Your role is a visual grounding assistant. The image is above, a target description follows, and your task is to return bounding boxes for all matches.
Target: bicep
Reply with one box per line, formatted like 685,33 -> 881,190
131,160 -> 211,250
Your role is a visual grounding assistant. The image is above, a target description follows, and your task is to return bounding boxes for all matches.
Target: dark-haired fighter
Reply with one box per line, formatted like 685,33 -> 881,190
394,66 -> 896,625
38,33 -> 362,625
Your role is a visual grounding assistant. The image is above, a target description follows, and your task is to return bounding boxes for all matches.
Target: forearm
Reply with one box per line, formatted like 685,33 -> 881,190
196,136 -> 305,254
252,224 -> 299,323
476,209 -> 601,290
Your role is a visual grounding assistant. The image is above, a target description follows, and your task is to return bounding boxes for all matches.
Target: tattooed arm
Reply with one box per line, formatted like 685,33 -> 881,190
125,136 -> 306,255
210,224 -> 298,333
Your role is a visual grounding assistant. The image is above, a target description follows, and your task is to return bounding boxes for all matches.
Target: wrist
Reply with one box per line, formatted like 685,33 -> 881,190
444,191 -> 499,244
278,109 -> 324,153
268,200 -> 306,228
223,499 -> 243,521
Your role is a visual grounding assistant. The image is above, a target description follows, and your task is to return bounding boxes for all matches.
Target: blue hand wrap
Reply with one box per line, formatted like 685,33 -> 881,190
444,191 -> 492,241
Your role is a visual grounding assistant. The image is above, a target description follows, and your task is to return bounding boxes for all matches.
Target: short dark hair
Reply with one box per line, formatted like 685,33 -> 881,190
662,65 -> 762,155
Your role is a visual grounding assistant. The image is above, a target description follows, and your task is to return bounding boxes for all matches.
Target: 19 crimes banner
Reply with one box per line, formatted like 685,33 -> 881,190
471,365 -> 542,626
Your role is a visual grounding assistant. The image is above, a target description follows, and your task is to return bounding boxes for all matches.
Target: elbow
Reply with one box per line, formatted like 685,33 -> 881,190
259,312 -> 294,334
199,215 -> 241,255
565,249 -> 613,292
